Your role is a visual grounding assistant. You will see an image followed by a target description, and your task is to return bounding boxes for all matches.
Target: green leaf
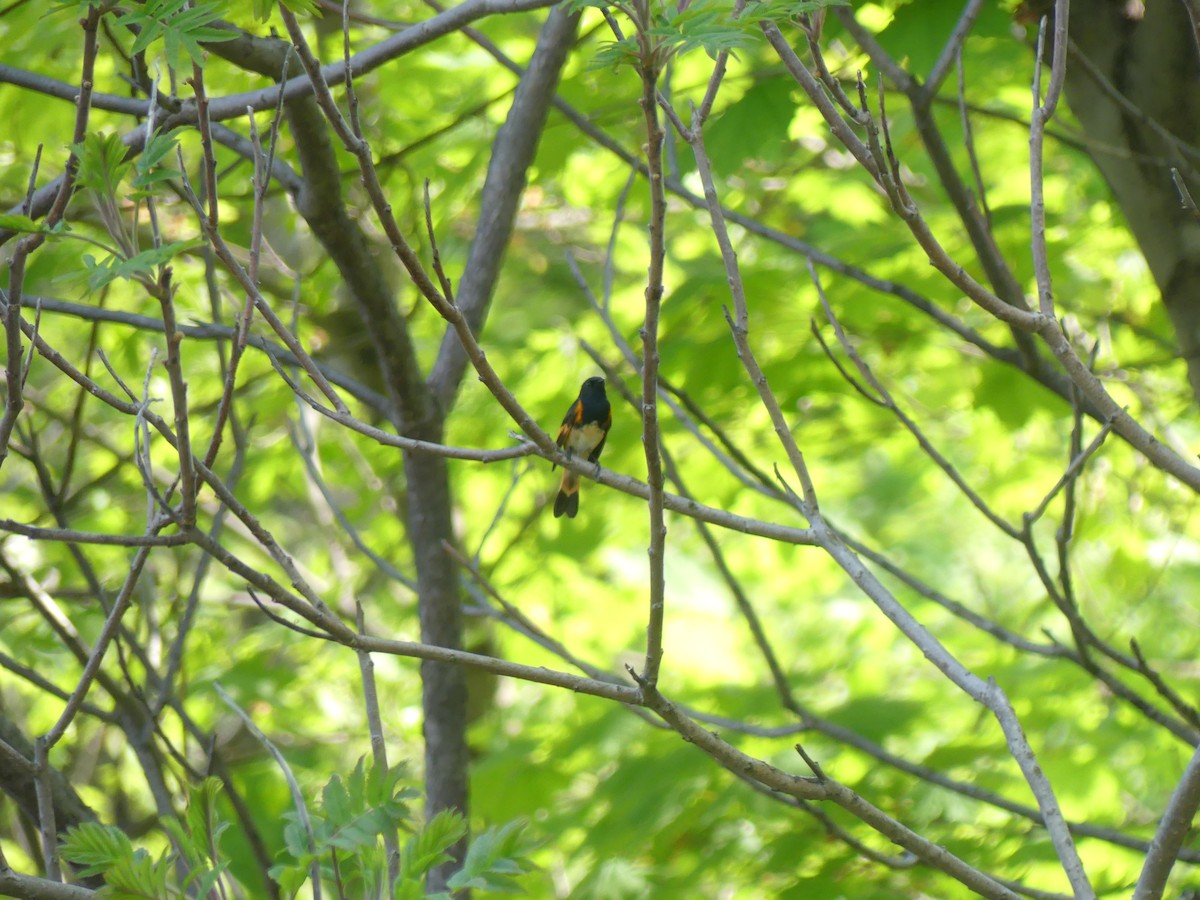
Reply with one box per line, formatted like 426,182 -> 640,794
131,128 -> 183,197
182,864 -> 230,899
158,776 -> 230,876
825,698 -> 928,745
308,758 -> 413,856
269,760 -> 425,896
584,37 -> 641,73
161,818 -> 202,869
562,0 -> 614,11
104,846 -> 173,898
61,822 -> 135,877
973,359 -> 1064,430
253,0 -> 319,23
83,239 -> 202,291
322,772 -> 353,824
398,809 -> 466,883
74,132 -> 133,199
269,859 -> 311,896
705,77 -> 795,176
367,760 -> 419,812
115,0 -> 236,72
652,0 -> 758,59
876,0 -> 1011,76
575,0 -> 849,70
739,0 -> 849,23
397,883 -> 429,900
446,820 -> 536,893
187,777 -> 227,846
0,213 -> 44,234
281,818 -> 313,860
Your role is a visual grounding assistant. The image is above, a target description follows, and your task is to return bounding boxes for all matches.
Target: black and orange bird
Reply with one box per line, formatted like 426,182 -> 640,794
553,376 -> 612,519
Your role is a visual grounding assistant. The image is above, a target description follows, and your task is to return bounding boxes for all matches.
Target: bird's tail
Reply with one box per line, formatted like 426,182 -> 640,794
554,471 -> 579,518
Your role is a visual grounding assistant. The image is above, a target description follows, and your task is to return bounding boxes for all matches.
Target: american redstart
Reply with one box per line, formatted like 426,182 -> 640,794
553,376 -> 611,519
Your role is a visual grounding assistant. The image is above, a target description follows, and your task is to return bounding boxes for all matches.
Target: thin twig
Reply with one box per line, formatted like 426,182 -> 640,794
174,150 -> 350,415
153,442 -> 248,719
639,686 -> 1021,900
635,11 -> 669,691
1130,640 -> 1200,732
0,521 -> 191,546
42,539 -> 159,751
288,415 -> 416,587
685,87 -> 819,513
0,7 -> 101,474
812,263 -> 1019,538
151,266 -> 197,527
215,682 -> 323,900
956,46 -> 992,228
922,0 -> 987,103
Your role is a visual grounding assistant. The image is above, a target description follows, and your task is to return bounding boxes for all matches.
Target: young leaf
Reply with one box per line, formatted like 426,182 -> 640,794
322,772 -> 353,825
269,859 -> 311,897
132,128 -> 183,197
445,820 -> 536,893
74,132 -> 133,200
114,0 -> 236,72
83,239 -> 202,292
103,846 -> 173,898
182,863 -> 231,900
253,0 -> 320,23
0,213 -> 44,234
61,822 -> 135,877
397,809 -> 466,883
584,37 -> 641,72
562,0 -> 617,12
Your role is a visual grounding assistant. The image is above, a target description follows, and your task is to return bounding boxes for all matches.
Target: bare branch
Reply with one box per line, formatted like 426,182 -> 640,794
635,18 -> 669,691
0,521 -> 191,546
42,538 -> 159,751
0,868 -> 96,900
0,6 -> 102,471
215,683 -> 323,899
428,3 -> 581,410
1133,742 -> 1200,900
639,686 -> 1023,900
923,0 -> 987,102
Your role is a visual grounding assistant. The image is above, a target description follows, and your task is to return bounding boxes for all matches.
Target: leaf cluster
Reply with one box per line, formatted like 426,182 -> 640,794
61,760 -> 535,898
252,0 -> 320,24
70,130 -> 200,290
271,757 -> 416,897
61,779 -> 230,899
566,0 -> 846,70
270,758 -> 535,898
115,0 -> 236,72
5,0 -> 1198,896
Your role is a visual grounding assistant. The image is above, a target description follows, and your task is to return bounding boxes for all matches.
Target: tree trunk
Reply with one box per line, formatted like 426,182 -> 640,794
1061,0 -> 1200,398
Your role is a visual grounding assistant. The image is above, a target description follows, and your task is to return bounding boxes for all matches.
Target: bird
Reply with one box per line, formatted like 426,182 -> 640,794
554,376 -> 612,519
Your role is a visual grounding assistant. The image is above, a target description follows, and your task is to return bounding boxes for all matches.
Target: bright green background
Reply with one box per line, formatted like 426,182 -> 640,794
2,0 -> 1198,896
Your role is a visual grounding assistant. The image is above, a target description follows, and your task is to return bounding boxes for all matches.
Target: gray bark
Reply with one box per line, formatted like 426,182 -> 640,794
1063,0 -> 1200,397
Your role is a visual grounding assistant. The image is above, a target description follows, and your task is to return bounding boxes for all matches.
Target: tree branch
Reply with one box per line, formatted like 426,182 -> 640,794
428,4 -> 581,411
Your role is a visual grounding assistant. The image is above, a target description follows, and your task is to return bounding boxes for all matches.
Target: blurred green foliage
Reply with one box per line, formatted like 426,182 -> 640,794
2,0 -> 1199,897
